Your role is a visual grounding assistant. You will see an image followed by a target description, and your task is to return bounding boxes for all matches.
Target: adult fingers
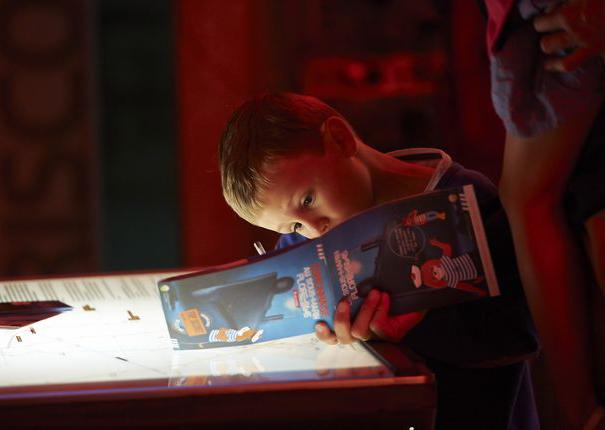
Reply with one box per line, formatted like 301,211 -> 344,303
534,7 -> 569,33
540,31 -> 576,54
545,46 -> 597,71
350,289 -> 381,341
315,321 -> 338,345
333,300 -> 354,344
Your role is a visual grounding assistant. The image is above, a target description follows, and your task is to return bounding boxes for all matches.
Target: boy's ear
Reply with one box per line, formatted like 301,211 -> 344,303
321,116 -> 357,157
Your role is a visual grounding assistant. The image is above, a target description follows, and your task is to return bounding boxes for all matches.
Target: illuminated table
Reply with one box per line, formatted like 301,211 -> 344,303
0,273 -> 435,429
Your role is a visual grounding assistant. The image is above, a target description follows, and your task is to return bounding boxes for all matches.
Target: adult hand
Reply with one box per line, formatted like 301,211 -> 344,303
314,289 -> 426,344
534,0 -> 605,71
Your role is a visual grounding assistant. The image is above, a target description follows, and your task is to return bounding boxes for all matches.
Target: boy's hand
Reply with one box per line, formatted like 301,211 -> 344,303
533,0 -> 605,71
315,289 -> 426,344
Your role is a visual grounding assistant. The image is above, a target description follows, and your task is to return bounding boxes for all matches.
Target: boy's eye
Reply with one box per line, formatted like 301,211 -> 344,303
293,222 -> 303,233
302,194 -> 313,208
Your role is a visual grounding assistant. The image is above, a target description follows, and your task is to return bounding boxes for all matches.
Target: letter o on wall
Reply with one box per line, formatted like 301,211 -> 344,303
0,0 -> 81,68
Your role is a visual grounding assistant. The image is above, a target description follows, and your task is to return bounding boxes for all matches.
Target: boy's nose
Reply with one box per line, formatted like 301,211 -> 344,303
305,216 -> 330,238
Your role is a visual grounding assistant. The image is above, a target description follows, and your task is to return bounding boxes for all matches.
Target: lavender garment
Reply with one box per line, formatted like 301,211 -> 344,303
490,0 -> 605,137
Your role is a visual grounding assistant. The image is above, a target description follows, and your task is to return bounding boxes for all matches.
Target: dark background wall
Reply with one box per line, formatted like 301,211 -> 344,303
0,0 -> 504,273
0,0 -> 181,277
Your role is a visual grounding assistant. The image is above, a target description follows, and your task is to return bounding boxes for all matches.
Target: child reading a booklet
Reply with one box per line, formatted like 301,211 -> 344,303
219,92 -> 539,429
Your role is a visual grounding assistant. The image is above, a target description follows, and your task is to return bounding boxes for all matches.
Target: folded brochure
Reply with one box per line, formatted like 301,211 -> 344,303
159,185 -> 499,349
0,301 -> 73,329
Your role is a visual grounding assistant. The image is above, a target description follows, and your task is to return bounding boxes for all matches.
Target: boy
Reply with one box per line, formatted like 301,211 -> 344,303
219,92 -> 539,429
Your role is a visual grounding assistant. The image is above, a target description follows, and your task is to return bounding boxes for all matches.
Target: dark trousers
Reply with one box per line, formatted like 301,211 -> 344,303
425,359 -> 538,430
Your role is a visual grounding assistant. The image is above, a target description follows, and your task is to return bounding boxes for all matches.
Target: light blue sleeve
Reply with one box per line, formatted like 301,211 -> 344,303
275,232 -> 307,250
490,0 -> 605,137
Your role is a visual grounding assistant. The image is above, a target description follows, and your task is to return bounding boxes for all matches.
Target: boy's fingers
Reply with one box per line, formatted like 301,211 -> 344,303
390,311 -> 426,334
315,322 -> 338,345
370,294 -> 426,342
333,300 -> 354,344
350,289 -> 380,341
540,31 -> 576,54
368,292 -> 391,340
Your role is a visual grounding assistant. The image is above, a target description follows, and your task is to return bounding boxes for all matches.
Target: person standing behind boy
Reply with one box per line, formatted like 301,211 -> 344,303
219,93 -> 539,429
484,0 -> 605,428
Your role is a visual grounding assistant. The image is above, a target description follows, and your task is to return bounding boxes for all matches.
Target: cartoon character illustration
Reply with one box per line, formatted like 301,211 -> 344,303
403,209 -> 446,226
191,273 -> 294,329
411,238 -> 487,296
163,273 -> 293,348
208,326 -> 264,344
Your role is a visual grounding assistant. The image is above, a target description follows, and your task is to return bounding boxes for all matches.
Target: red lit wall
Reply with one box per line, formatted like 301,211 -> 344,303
175,1 -> 506,267
175,0 -> 278,267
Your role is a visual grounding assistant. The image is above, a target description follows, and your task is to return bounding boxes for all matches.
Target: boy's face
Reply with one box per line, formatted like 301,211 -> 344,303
431,265 -> 445,280
253,147 -> 374,239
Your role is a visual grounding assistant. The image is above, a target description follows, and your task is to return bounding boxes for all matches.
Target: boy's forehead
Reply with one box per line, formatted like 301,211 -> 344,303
252,193 -> 295,233
261,154 -> 320,193
252,150 -> 331,231
264,151 -> 321,176
252,157 -> 313,231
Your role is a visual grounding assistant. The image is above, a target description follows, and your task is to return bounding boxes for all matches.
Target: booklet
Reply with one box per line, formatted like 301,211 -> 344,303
159,185 -> 499,350
0,301 -> 73,329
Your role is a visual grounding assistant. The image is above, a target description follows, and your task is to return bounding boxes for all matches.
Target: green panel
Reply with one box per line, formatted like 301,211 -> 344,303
96,0 -> 181,270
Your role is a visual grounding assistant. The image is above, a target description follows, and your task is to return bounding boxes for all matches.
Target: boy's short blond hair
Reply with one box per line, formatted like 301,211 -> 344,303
219,93 -> 344,222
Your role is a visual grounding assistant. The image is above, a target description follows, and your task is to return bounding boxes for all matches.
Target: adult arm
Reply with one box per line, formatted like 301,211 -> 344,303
499,109 -> 603,429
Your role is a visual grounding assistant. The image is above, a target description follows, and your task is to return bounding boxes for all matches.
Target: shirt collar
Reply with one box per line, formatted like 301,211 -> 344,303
386,147 -> 453,192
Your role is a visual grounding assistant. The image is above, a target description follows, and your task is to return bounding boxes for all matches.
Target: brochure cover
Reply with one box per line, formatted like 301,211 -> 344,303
159,185 -> 499,350
0,301 -> 73,329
